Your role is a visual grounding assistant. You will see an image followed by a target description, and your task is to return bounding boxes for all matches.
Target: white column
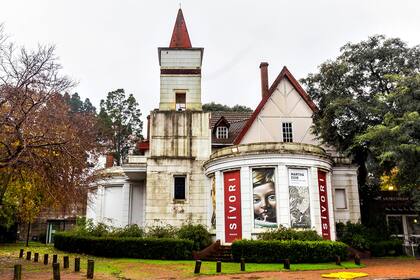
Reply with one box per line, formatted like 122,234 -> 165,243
121,182 -> 131,227
327,172 -> 336,240
277,165 -> 290,227
240,166 -> 251,240
215,171 -> 225,243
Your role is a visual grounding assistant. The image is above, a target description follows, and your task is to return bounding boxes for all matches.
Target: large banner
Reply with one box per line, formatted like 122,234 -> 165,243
289,169 -> 311,228
223,170 -> 242,243
317,170 -> 331,240
252,168 -> 277,228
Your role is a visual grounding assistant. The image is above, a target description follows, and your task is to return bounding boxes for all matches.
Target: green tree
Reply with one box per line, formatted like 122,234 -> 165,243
63,92 -> 96,114
301,35 -> 420,218
99,89 -> 143,166
202,102 -> 252,112
356,75 -> 420,209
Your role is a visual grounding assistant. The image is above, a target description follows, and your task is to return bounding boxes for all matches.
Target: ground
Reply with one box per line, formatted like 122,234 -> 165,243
0,243 -> 419,279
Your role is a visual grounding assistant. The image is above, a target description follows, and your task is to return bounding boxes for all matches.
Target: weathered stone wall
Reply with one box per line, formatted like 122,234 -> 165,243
145,110 -> 211,226
331,165 -> 361,223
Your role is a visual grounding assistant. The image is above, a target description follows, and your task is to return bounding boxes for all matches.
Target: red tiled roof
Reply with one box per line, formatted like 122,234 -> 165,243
169,9 -> 192,48
234,66 -> 318,144
210,111 -> 252,145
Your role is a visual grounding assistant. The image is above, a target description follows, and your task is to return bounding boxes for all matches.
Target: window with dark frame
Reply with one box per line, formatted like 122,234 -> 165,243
282,122 -> 293,142
216,126 -> 228,139
175,92 -> 186,111
174,176 -> 186,200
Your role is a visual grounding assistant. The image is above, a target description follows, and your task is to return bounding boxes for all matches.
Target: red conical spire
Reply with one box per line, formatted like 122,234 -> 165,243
169,9 -> 192,48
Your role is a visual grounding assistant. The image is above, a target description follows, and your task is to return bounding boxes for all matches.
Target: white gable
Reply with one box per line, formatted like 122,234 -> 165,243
240,78 -> 320,145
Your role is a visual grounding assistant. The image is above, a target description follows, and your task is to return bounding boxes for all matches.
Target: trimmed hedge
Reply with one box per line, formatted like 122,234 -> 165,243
231,240 -> 348,263
54,233 -> 193,260
370,239 -> 403,257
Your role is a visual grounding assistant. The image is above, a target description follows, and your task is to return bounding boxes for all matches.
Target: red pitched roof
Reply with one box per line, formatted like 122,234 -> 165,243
233,66 -> 318,145
210,111 -> 252,145
169,9 -> 192,48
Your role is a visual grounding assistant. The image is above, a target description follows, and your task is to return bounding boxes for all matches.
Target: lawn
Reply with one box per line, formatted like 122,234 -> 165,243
0,242 -> 362,279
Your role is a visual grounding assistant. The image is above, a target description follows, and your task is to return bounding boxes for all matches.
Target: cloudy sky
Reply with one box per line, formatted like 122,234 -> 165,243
1,0 -> 419,119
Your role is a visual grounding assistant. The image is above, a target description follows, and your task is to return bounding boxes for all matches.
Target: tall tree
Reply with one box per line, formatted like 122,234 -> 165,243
99,89 -> 143,166
0,26 -> 100,217
301,35 -> 420,219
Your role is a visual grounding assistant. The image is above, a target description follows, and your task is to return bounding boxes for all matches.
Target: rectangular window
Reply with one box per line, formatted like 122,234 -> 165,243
216,126 -> 228,139
174,176 -> 186,200
406,215 -> 420,235
282,122 -> 293,142
334,189 -> 347,209
175,93 -> 186,111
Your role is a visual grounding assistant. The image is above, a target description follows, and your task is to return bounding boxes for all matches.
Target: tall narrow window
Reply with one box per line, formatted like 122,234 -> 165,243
175,93 -> 186,111
334,188 -> 347,209
174,176 -> 186,200
216,126 -> 228,139
282,122 -> 293,142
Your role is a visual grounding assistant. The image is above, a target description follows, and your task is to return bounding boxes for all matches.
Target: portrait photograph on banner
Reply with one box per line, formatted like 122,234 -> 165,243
288,169 -> 311,228
252,168 -> 277,228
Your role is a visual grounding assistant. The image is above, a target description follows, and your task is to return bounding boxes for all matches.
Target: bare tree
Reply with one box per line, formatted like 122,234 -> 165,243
0,25 -> 100,213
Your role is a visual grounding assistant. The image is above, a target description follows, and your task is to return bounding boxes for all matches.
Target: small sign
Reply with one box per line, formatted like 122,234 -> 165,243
289,169 -> 308,187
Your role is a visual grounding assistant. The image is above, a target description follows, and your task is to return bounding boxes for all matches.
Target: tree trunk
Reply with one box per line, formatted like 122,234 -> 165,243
25,222 -> 31,247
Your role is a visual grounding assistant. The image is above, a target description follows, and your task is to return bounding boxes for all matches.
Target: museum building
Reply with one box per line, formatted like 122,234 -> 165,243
86,8 -> 361,244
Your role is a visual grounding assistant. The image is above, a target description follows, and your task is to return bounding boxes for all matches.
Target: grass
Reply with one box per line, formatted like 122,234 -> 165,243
0,242 -> 363,278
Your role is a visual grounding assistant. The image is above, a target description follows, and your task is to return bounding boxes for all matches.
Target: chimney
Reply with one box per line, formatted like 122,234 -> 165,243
259,62 -> 269,99
105,154 -> 114,168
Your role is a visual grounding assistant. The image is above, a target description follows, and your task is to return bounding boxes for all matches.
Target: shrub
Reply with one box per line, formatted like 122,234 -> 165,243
54,232 -> 193,260
336,222 -> 388,251
258,226 -> 322,241
370,239 -> 403,257
231,239 -> 348,263
146,223 -> 177,238
176,223 -> 212,251
111,224 -> 145,238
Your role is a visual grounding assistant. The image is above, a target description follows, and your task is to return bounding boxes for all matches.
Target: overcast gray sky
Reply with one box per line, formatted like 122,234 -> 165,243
1,0 -> 419,119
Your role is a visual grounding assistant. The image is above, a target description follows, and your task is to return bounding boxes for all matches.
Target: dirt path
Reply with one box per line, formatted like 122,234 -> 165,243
191,259 -> 420,280
0,258 -> 419,279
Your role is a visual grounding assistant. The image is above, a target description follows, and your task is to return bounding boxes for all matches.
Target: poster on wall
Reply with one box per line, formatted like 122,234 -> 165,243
317,170 -> 331,240
252,168 -> 277,228
289,168 -> 311,228
223,170 -> 242,243
211,176 -> 216,229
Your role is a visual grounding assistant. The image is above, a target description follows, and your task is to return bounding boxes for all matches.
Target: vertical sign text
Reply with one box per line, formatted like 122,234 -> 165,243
317,170 -> 331,240
224,170 -> 242,243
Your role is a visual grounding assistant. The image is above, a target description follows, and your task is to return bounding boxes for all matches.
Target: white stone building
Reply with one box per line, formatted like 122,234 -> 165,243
87,8 -> 361,244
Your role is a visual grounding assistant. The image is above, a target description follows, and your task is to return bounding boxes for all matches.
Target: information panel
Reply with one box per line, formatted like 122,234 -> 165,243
223,170 -> 242,243
317,170 -> 331,240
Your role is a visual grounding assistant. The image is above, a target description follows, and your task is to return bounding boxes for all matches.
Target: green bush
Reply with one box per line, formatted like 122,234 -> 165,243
176,223 -> 212,251
146,223 -> 177,238
370,239 -> 403,257
336,222 -> 390,251
231,240 -> 348,263
258,226 -> 322,241
111,224 -> 145,238
54,232 -> 193,260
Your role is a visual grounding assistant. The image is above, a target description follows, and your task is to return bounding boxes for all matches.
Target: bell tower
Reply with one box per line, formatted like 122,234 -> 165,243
158,8 -> 204,111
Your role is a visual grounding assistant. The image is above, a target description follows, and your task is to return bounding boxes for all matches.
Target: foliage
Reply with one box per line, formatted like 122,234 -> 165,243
63,92 -> 96,114
370,239 -> 404,257
231,240 -> 348,263
112,224 -> 145,238
258,225 -> 322,241
98,89 -> 143,166
335,222 -> 394,252
0,25 -> 101,223
54,233 -> 193,260
202,102 -> 252,112
176,223 -> 212,250
146,223 -> 177,238
301,35 -> 420,217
